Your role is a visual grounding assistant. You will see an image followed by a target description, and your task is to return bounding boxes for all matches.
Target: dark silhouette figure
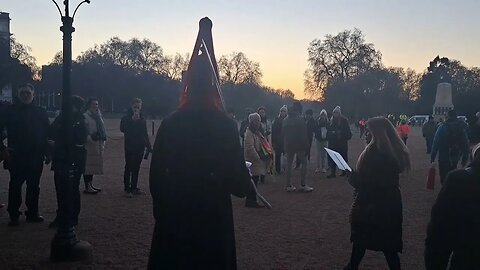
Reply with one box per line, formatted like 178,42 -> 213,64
422,116 -> 437,154
48,96 -> 87,228
272,106 -> 287,174
431,110 -> 470,184
345,117 -> 410,270
148,18 -> 252,270
425,143 -> 480,269
120,98 -> 152,197
327,106 -> 352,178
0,84 -> 50,226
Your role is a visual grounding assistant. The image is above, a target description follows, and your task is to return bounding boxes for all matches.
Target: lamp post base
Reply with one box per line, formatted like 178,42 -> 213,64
50,227 -> 92,262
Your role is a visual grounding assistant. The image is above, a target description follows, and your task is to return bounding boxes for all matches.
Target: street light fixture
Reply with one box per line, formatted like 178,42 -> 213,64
50,0 -> 92,262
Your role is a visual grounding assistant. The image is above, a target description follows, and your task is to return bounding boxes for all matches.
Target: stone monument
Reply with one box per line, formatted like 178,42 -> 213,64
433,82 -> 454,121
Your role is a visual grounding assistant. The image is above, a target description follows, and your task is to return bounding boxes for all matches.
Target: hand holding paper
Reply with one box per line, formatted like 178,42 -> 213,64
324,148 -> 352,172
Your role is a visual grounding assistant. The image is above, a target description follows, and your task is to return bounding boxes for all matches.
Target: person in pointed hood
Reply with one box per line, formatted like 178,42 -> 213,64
148,17 -> 252,270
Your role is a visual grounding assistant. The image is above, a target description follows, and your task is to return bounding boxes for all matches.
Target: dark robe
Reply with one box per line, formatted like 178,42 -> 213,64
148,109 -> 252,270
425,165 -> 480,270
348,146 -> 403,252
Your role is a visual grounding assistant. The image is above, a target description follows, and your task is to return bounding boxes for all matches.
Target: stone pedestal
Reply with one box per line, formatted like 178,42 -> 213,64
433,82 -> 454,121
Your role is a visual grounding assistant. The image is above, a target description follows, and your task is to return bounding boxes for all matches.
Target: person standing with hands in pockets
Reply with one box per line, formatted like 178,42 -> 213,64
121,98 -> 152,197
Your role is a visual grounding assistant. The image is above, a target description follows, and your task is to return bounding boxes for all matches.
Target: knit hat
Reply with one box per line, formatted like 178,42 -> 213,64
248,113 -> 261,123
333,106 -> 341,114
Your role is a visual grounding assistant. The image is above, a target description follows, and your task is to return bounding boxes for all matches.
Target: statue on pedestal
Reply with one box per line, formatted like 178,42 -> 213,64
433,82 -> 454,121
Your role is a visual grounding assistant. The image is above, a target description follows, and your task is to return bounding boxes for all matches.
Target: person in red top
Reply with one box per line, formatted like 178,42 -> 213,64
397,120 -> 410,145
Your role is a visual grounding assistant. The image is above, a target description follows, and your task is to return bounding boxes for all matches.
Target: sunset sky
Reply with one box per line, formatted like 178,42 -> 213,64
3,0 -> 480,99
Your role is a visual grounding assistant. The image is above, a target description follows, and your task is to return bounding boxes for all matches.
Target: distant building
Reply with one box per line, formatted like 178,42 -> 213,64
0,12 -> 12,102
0,12 -> 11,63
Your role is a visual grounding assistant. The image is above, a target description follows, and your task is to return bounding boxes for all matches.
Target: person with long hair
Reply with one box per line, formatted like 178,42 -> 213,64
425,143 -> 480,269
83,97 -> 107,194
344,117 -> 410,270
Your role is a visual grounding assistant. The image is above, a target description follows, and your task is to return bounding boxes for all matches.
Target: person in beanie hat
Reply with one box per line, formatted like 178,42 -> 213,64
148,17 -> 253,270
327,106 -> 352,178
314,109 -> 330,173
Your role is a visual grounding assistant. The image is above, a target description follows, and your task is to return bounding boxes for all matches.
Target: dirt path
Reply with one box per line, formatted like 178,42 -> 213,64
0,121 -> 440,269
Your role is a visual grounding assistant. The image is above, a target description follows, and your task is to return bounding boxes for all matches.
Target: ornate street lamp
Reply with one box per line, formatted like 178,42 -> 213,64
50,0 -> 92,261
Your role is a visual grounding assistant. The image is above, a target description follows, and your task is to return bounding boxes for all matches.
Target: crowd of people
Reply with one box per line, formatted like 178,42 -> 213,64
2,18 -> 480,270
0,84 -> 152,227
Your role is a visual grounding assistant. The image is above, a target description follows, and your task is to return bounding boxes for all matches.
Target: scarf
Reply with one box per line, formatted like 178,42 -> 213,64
88,110 -> 106,141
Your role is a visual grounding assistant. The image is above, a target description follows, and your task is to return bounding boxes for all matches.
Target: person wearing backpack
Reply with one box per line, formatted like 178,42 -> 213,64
431,110 -> 470,185
425,143 -> 480,269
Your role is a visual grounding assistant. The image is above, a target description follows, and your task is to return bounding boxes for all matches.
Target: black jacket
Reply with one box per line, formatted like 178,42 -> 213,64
425,165 -> 480,270
348,146 -> 403,252
271,116 -> 284,150
327,116 -> 352,149
148,110 -> 252,270
120,110 -> 152,153
0,103 -> 50,170
49,112 -> 87,173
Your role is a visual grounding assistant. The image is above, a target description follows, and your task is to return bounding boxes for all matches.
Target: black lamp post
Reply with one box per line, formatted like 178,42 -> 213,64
50,0 -> 92,261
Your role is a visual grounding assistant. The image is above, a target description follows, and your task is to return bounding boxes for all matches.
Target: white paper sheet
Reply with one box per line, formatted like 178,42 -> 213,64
324,147 -> 352,172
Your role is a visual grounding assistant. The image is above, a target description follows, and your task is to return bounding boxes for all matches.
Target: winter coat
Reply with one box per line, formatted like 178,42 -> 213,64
327,116 -> 352,150
282,111 -> 308,154
431,119 -> 470,164
0,103 -> 49,171
84,111 -> 106,175
148,110 -> 252,270
397,124 -> 410,138
120,110 -> 152,154
314,118 -> 329,142
425,166 -> 480,270
244,127 -> 267,176
422,120 -> 437,139
348,146 -> 403,252
49,112 -> 87,173
271,116 -> 284,151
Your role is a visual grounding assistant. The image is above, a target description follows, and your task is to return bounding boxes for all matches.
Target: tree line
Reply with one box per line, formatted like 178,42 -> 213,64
4,30 -> 480,120
305,28 -> 480,118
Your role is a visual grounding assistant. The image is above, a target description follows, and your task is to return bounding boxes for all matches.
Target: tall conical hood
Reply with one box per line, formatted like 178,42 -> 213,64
179,17 -> 224,111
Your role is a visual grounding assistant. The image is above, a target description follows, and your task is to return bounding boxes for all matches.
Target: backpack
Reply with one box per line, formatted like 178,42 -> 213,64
445,122 -> 464,157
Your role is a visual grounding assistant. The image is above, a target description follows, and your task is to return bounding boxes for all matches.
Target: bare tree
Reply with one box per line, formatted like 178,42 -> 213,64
161,53 -> 190,80
305,28 -> 382,100
218,52 -> 262,85
10,37 -> 39,78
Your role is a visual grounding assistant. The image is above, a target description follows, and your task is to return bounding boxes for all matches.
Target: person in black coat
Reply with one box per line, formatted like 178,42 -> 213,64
345,117 -> 410,270
425,143 -> 480,270
271,105 -> 287,174
327,106 -> 352,178
0,84 -> 50,226
48,95 -> 88,228
148,18 -> 252,270
120,98 -> 152,197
